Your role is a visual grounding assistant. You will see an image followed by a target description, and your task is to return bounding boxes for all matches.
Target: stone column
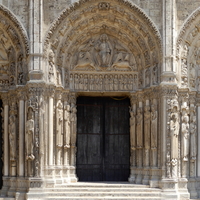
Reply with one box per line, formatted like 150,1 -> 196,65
197,104 -> 200,177
49,94 -> 54,166
160,87 -> 180,199
135,94 -> 143,184
69,93 -> 78,182
143,99 -> 151,185
63,94 -> 71,166
2,94 -> 9,176
55,92 -> 63,166
181,98 -> 189,178
18,94 -> 25,177
9,100 -> 17,177
129,94 -> 136,183
151,99 -> 158,167
28,0 -> 43,80
188,94 -> 198,199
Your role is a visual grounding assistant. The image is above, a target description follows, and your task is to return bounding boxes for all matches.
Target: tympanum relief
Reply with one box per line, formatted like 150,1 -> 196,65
71,34 -> 136,72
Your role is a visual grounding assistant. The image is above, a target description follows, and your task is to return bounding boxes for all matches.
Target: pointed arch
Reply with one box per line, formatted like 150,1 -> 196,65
44,0 -> 162,90
176,6 -> 200,90
0,5 -> 30,87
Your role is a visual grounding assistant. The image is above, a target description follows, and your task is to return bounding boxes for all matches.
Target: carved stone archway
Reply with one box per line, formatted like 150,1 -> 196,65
42,0 -> 163,186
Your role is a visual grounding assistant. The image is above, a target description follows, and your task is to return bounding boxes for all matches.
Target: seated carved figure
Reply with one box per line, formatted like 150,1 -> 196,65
72,39 -> 96,71
111,42 -> 136,71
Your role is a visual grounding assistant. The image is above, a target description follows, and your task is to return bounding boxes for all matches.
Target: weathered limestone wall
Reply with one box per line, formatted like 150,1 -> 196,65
176,0 -> 200,30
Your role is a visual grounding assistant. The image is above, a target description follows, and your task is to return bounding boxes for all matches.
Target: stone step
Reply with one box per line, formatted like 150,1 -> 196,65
55,183 -> 151,188
48,197 -> 161,200
47,191 -> 161,197
49,188 -> 160,192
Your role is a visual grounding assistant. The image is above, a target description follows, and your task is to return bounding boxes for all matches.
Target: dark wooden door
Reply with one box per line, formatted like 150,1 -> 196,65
76,97 -> 130,181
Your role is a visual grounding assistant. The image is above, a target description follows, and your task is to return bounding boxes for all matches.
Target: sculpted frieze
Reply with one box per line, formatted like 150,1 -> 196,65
70,34 -> 137,72
69,73 -> 137,91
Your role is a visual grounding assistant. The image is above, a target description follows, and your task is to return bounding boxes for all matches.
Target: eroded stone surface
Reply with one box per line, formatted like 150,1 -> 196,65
0,0 -> 200,200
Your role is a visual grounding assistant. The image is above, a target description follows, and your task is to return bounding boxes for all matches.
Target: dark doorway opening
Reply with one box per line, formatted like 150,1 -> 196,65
76,96 -> 130,181
0,100 -> 3,189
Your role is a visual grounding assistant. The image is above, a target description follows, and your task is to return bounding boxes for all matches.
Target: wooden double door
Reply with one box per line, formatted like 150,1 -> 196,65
76,96 -> 130,181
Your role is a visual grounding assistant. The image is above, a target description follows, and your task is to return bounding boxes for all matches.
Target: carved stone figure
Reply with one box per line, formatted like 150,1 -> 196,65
181,58 -> 187,76
145,69 -> 150,87
190,116 -> 196,161
152,65 -> 158,84
56,101 -> 63,148
64,103 -> 71,149
136,107 -> 143,148
9,115 -> 16,161
73,39 -> 95,70
26,107 -> 35,161
49,49 -> 55,83
95,34 -> 113,67
182,115 -> 189,161
144,105 -> 151,149
70,103 -> 77,147
130,107 -> 136,150
151,104 -> 157,149
170,112 -> 179,159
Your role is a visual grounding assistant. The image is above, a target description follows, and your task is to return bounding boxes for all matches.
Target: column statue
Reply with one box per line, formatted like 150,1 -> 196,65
144,105 -> 151,149
8,115 -> 16,161
26,107 -> 35,161
136,107 -> 143,148
70,103 -> 77,148
190,116 -> 196,161
182,115 -> 189,161
130,107 -> 136,150
170,112 -> 179,159
56,101 -> 63,148
64,103 -> 71,149
151,104 -> 158,149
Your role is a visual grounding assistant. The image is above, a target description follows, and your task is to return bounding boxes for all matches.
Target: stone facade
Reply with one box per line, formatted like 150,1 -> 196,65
0,0 -> 200,199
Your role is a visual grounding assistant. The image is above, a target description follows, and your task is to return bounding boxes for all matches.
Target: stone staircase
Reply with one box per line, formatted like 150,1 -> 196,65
46,182 -> 162,200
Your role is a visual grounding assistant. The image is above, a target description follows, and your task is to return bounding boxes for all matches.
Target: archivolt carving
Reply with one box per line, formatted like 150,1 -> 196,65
0,4 -> 29,55
44,0 -> 162,91
0,5 -> 29,89
176,7 -> 200,91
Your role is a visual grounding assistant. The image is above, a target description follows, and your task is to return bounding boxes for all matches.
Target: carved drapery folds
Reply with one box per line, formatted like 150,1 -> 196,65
166,94 -> 180,179
129,91 -> 159,184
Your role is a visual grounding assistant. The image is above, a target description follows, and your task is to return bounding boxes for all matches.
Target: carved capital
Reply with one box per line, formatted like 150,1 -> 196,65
159,85 -> 178,98
17,90 -> 26,101
1,93 -> 9,106
69,92 -> 77,104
